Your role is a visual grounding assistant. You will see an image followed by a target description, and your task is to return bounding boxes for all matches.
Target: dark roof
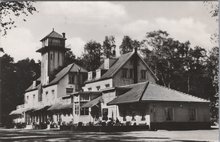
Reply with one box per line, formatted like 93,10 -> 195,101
62,91 -> 102,99
25,63 -> 87,92
141,83 -> 209,102
108,82 -> 148,105
108,82 -> 209,105
85,52 -> 134,83
40,30 -> 65,41
48,103 -> 72,111
49,63 -> 87,86
85,51 -> 158,84
25,83 -> 41,92
9,108 -> 25,115
33,105 -> 51,112
82,96 -> 103,108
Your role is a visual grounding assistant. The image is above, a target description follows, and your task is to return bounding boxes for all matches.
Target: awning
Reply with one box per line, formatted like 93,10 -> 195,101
82,96 -> 103,108
33,105 -> 51,112
48,103 -> 72,111
25,107 -> 36,113
9,109 -> 25,115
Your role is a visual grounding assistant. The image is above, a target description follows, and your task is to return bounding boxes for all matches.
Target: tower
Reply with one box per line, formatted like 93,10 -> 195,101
36,29 -> 69,85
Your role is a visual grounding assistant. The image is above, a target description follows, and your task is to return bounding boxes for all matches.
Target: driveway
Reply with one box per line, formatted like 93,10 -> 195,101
0,128 -> 218,142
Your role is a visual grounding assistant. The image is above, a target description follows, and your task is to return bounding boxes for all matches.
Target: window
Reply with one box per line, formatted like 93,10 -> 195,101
141,110 -> 146,121
102,108 -> 108,121
141,70 -> 146,79
50,53 -> 53,60
52,90 -> 55,94
33,94 -> 35,100
66,88 -> 73,94
88,88 -> 92,91
189,108 -> 196,121
26,96 -> 29,103
80,108 -> 89,115
131,112 -> 136,121
51,39 -> 61,46
165,108 -> 173,121
129,69 -> 133,78
105,84 -> 110,88
123,110 -> 126,121
96,86 -> 100,91
45,91 -> 48,102
122,68 -> 128,78
75,104 -> 79,115
80,94 -> 89,101
69,73 -> 75,84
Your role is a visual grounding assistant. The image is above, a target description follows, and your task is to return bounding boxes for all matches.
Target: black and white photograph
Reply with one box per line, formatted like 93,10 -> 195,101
0,1 -> 219,141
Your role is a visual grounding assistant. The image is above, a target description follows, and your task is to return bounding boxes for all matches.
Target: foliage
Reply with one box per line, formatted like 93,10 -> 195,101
119,36 -> 140,54
102,36 -> 116,58
0,1 -> 37,36
1,55 -> 40,125
207,47 -> 219,122
82,41 -> 102,71
141,30 -> 211,96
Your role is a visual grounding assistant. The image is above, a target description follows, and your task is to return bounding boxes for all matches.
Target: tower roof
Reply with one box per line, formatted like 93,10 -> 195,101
40,29 -> 66,41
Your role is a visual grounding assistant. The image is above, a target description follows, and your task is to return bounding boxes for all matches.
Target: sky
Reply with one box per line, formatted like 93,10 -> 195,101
1,1 -> 218,62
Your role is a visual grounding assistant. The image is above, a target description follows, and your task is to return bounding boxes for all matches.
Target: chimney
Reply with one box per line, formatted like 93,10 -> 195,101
112,49 -> 116,57
96,69 -> 101,79
104,58 -> 110,69
134,47 -> 138,53
32,81 -> 36,89
88,71 -> 93,80
62,32 -> 65,38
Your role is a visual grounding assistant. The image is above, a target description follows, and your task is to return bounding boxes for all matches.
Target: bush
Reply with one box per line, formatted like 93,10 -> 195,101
126,121 -> 131,126
78,122 -> 83,127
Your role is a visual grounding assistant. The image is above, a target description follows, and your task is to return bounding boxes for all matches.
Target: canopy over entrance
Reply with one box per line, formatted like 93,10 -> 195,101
82,96 -> 103,108
48,103 -> 72,111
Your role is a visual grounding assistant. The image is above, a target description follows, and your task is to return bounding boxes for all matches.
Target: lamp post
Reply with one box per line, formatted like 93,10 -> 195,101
0,47 -> 4,127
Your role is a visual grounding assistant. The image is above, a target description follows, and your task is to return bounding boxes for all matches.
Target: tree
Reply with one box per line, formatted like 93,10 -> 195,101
204,1 -> 219,43
0,1 -> 37,36
103,36 -> 116,58
119,36 -> 140,54
82,41 -> 102,71
207,47 -> 219,123
64,50 -> 83,67
141,30 -> 211,100
1,54 -> 40,126
141,30 -> 185,88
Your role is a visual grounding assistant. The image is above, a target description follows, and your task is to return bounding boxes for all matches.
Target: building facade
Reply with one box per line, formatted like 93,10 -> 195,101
11,30 -> 211,130
11,30 -> 87,128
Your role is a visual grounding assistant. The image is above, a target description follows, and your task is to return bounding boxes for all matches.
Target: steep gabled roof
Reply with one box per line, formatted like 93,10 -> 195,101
25,63 -> 87,92
48,63 -> 87,86
101,52 -> 134,79
40,30 -> 65,41
85,51 -> 157,84
108,82 -> 209,105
